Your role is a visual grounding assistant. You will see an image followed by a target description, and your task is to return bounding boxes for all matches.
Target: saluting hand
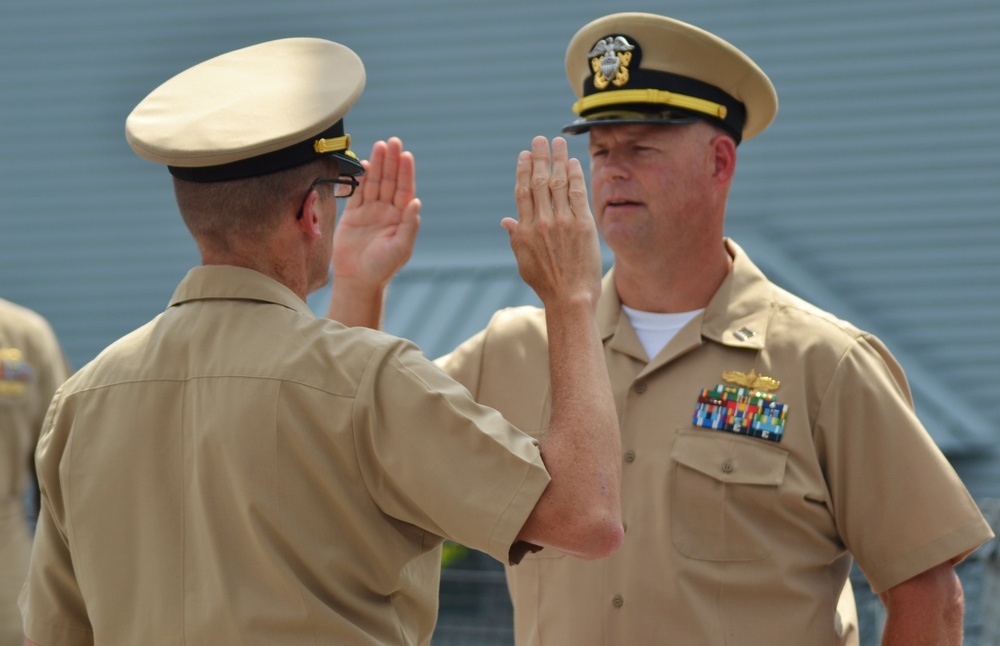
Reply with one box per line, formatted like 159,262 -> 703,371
503,136 -> 602,308
332,136 -> 421,290
328,137 -> 421,328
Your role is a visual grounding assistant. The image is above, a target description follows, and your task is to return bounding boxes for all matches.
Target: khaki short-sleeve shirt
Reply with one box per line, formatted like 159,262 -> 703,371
0,298 -> 68,646
21,266 -> 549,646
437,239 -> 994,646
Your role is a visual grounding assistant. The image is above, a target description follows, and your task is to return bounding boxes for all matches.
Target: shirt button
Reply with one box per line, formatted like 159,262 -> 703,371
722,461 -> 734,473
634,382 -> 647,394
624,450 -> 636,463
612,594 -> 624,608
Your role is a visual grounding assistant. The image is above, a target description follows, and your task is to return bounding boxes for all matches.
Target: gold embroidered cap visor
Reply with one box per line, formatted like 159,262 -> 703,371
125,38 -> 366,182
563,13 -> 778,144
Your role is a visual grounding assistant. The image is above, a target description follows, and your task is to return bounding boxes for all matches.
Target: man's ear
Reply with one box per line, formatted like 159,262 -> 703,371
711,134 -> 737,184
296,189 -> 324,239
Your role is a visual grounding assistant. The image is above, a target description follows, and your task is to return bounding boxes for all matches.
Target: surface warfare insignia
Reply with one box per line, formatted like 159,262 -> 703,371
721,369 -> 780,392
589,36 -> 635,90
692,370 -> 788,442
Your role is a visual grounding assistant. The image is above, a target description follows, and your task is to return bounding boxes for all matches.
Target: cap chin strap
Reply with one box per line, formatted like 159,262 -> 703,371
573,88 -> 728,121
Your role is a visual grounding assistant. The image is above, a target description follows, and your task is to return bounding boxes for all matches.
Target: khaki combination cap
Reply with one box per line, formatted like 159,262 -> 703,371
563,13 -> 778,143
126,37 -> 366,182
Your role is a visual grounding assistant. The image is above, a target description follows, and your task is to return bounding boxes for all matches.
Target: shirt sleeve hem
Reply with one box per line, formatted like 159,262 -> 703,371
864,519 -> 996,593
484,451 -> 550,564
23,614 -> 94,646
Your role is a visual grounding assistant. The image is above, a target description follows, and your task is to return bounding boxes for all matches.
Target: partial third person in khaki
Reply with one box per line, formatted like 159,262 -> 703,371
0,299 -> 68,646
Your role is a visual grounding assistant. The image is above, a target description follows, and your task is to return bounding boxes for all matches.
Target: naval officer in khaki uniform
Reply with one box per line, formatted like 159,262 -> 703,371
19,37 -> 623,646
332,13 -> 996,646
0,299 -> 68,646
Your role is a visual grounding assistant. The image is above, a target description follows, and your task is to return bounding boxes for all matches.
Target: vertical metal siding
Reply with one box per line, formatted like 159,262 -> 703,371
3,1 -> 998,643
2,0 -> 998,463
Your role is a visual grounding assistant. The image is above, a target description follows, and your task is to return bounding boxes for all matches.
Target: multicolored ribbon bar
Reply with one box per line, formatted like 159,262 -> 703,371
692,384 -> 788,442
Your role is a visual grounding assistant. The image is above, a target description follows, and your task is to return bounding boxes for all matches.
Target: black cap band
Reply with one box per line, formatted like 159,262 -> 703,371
168,120 -> 363,182
573,69 -> 746,142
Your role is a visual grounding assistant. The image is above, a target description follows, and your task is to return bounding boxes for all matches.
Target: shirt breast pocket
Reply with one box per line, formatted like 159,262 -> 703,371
670,430 -> 788,561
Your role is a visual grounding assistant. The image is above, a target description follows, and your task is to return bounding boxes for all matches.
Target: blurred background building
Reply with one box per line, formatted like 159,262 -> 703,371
2,0 -> 997,643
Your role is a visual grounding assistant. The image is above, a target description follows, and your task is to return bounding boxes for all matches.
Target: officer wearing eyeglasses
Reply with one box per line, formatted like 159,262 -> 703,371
20,38 -> 623,645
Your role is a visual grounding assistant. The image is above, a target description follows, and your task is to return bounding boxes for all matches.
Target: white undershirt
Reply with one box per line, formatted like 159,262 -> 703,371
621,305 -> 703,360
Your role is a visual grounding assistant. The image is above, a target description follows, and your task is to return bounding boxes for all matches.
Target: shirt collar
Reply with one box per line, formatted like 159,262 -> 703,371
598,238 -> 772,351
169,265 -> 316,319
702,238 -> 770,350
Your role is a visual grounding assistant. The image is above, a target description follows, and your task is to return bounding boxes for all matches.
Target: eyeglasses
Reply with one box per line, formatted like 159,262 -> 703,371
295,176 -> 360,219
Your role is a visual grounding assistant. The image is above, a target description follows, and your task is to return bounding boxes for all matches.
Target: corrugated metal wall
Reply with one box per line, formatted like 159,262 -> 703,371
2,0 -> 998,470
3,0 -> 999,476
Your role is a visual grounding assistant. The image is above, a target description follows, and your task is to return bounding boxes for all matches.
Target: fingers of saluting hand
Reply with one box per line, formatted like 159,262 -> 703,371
393,147 -> 416,210
510,136 -> 573,234
512,144 -> 536,230
355,141 -> 390,202
355,137 -> 416,207
527,136 -> 555,226
513,136 -> 576,226
371,137 -> 401,205
547,136 -> 572,221
506,136 -> 599,305
358,139 -> 385,204
566,156 -> 589,219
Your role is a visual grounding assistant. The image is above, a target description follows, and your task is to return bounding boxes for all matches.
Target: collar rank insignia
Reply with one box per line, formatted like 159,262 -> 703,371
692,370 -> 788,443
588,36 -> 635,90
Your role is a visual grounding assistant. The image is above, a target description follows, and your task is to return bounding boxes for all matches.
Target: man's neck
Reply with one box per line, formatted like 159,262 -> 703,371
613,242 -> 732,313
201,244 -> 310,302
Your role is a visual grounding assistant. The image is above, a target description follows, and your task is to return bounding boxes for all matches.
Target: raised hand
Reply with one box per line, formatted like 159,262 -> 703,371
502,136 -> 602,308
333,137 -> 421,287
328,137 -> 421,327
504,138 -> 623,559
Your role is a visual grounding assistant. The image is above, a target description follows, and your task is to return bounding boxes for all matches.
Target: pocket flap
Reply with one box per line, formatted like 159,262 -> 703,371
671,431 -> 787,486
